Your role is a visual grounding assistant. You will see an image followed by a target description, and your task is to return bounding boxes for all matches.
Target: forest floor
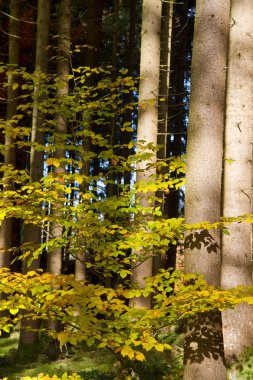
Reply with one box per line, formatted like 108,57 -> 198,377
0,331 -> 117,379
0,329 -> 184,380
1,330 -> 251,379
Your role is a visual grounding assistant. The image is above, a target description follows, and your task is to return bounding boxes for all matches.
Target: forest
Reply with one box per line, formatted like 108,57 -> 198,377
0,0 -> 253,379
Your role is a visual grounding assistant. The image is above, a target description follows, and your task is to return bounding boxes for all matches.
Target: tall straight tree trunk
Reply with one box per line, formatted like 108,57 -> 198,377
166,0 -> 189,271
107,0 -> 120,200
0,0 -> 20,341
112,0 -> 119,73
221,0 -> 253,361
43,1 -> 71,359
75,0 -> 104,281
0,0 -> 20,269
130,0 -> 162,309
153,0 -> 173,275
17,0 -> 51,361
48,0 -> 71,277
183,1 -> 230,379
120,0 -> 136,190
23,0 -> 50,271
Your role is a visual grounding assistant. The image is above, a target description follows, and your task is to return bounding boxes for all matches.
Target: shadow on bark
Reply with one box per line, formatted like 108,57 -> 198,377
184,230 -> 219,253
184,311 -> 225,365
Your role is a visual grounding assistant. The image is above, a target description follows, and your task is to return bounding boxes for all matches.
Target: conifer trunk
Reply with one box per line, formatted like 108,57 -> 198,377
74,0 -> 103,281
183,1 -> 230,379
221,0 -> 253,361
45,2 -> 71,355
17,0 -> 51,361
120,0 -> 136,189
48,0 -> 71,277
23,0 -> 50,271
153,0 -> 173,275
166,0 -> 189,271
130,0 -> 162,309
0,0 -> 20,269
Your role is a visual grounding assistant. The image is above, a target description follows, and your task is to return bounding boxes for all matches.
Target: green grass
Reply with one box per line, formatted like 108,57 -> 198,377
0,329 -> 184,380
0,330 -> 19,355
0,332 -> 117,380
0,352 -> 117,379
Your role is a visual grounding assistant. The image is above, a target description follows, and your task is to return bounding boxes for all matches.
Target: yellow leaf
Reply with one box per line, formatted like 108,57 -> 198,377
155,343 -> 164,352
135,352 -> 145,361
9,308 -> 19,315
75,175 -> 83,184
121,346 -> 134,359
46,158 -> 60,168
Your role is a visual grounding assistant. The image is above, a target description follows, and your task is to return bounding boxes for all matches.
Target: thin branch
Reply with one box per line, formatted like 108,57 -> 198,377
0,10 -> 37,24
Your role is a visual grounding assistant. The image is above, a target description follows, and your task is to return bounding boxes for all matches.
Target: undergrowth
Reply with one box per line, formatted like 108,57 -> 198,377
0,330 -> 184,380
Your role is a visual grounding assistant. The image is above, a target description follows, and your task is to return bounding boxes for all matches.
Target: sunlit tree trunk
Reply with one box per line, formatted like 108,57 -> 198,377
221,0 -> 253,361
130,0 -> 162,309
183,1 -> 230,379
17,0 -> 51,361
0,0 -> 20,269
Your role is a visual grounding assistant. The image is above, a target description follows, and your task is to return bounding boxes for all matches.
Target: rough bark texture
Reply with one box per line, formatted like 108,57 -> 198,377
120,0 -> 136,189
23,0 -> 50,272
43,2 -> 71,357
157,0 -> 173,165
17,0 -> 51,361
0,0 -> 20,269
47,0 -> 71,276
184,1 -> 230,379
107,0 -> 119,200
130,0 -> 161,309
221,0 -> 253,361
153,0 -> 173,275
75,0 -> 103,281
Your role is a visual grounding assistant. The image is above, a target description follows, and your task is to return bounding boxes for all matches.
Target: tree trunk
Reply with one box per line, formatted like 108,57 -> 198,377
0,0 -> 20,269
153,0 -> 173,275
17,0 -> 51,361
23,0 -> 50,271
166,0 -> 190,271
120,0 -> 136,190
46,1 -> 71,357
183,1 -> 230,379
47,0 -> 71,277
130,0 -> 162,309
74,0 -> 104,281
221,0 -> 253,361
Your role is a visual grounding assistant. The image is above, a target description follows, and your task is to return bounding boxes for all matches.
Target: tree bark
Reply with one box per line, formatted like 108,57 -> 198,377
183,1 -> 230,379
166,0 -> 190,271
23,0 -> 50,272
0,0 -> 20,269
221,0 -> 253,361
74,0 -> 104,281
153,0 -> 174,275
17,0 -> 51,361
120,0 -> 136,190
47,0 -> 71,277
130,0 -> 162,309
46,2 -> 71,355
